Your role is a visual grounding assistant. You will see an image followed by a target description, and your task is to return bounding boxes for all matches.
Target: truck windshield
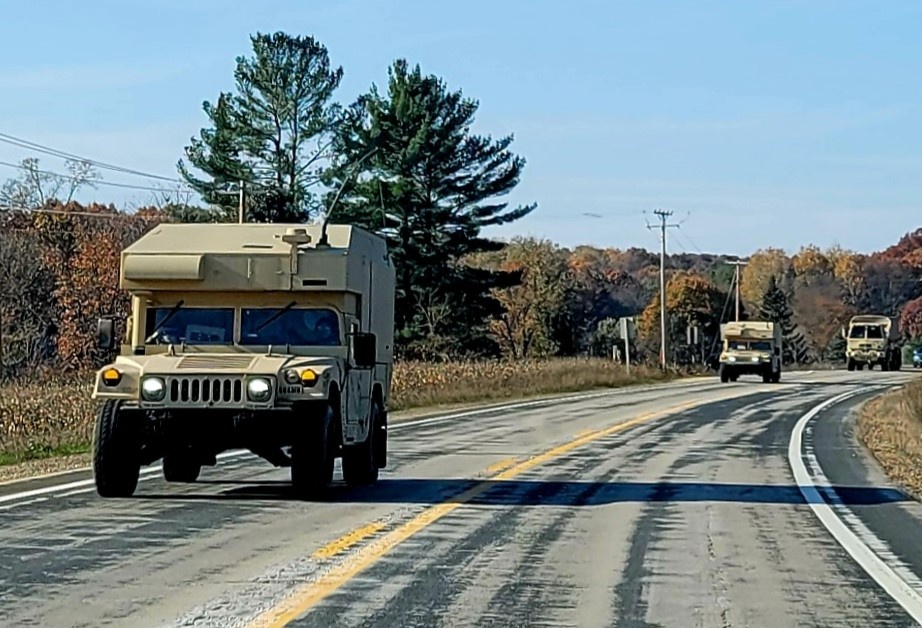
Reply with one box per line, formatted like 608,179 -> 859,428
145,307 -> 234,345
240,307 -> 341,346
850,325 -> 885,339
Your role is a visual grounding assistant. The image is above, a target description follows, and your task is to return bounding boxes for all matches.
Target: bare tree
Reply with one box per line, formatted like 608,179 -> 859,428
0,157 -> 101,209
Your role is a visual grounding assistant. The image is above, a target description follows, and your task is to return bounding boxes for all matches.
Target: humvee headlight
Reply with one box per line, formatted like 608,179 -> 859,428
140,377 -> 166,401
300,369 -> 318,387
247,378 -> 272,402
727,356 -> 737,362
283,369 -> 301,385
102,368 -> 122,386
751,356 -> 761,362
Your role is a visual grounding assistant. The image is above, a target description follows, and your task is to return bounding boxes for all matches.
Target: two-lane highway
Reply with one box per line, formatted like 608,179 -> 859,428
1,370 -> 920,627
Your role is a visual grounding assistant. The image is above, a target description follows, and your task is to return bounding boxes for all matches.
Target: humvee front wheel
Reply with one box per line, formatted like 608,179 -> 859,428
92,400 -> 141,498
342,402 -> 382,486
162,454 -> 201,483
291,402 -> 336,499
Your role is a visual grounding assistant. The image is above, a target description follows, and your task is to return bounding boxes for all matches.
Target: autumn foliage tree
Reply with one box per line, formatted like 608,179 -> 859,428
470,237 -> 572,359
900,297 -> 922,341
638,271 -> 726,364
741,247 -> 791,307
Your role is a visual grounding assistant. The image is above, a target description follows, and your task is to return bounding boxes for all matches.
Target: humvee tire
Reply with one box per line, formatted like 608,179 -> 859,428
93,400 -> 141,498
162,454 -> 201,483
342,401 -> 382,486
291,402 -> 336,499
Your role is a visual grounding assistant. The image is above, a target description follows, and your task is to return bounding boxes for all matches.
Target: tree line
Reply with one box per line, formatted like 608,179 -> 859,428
1,31 -> 921,377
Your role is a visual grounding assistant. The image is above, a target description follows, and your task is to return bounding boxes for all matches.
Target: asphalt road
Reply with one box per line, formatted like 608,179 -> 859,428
1,369 -> 921,627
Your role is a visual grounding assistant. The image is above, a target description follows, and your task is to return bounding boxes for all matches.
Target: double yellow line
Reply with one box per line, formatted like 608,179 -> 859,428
248,392 -> 741,627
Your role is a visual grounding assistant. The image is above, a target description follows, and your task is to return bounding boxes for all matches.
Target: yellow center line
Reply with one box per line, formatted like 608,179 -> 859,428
572,428 -> 596,439
246,391 -> 744,628
311,522 -> 386,560
484,457 -> 519,475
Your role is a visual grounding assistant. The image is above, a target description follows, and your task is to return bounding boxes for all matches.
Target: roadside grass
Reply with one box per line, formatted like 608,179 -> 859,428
856,378 -> 922,500
0,359 -> 679,474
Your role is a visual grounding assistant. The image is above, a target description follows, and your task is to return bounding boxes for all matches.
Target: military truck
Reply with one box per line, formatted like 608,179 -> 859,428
717,321 -> 782,383
90,222 -> 395,498
844,314 -> 901,371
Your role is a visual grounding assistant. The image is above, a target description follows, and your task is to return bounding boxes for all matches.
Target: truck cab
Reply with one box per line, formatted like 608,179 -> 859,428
718,321 -> 782,383
90,222 -> 395,499
844,314 -> 901,371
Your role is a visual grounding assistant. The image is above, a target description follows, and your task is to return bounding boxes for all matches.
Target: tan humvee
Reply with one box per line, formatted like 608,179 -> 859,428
718,321 -> 782,383
91,222 -> 395,498
843,314 -> 901,372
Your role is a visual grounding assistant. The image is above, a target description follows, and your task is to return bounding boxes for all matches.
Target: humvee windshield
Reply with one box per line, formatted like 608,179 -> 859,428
143,306 -> 341,346
241,307 -> 341,346
145,307 -> 234,345
728,340 -> 772,351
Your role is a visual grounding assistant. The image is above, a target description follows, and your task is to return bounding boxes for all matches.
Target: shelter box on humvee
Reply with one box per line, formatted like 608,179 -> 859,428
91,223 -> 396,498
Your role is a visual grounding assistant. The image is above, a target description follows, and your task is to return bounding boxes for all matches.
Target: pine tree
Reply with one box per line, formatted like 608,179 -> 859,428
325,59 -> 536,357
178,32 -> 343,222
759,275 -> 811,364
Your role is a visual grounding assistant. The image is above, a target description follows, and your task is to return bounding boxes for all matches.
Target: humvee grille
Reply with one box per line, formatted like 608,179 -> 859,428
177,355 -> 257,370
168,376 -> 244,405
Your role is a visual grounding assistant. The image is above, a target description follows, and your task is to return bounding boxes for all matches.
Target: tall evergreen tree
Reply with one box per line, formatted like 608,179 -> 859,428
178,32 -> 343,222
759,274 -> 811,364
325,59 -> 537,358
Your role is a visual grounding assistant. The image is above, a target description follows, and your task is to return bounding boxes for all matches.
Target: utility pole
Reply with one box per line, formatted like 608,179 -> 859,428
647,209 -> 679,369
727,260 -> 748,321
238,180 -> 246,224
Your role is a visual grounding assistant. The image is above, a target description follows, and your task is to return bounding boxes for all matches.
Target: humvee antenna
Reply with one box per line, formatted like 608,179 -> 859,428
318,147 -> 379,247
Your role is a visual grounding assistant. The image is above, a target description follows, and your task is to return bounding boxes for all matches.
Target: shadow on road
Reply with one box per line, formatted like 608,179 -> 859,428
135,478 -> 908,507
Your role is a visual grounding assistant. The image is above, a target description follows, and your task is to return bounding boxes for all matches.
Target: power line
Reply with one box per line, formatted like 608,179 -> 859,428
0,159 -> 193,193
0,205 -> 140,218
0,131 -> 182,183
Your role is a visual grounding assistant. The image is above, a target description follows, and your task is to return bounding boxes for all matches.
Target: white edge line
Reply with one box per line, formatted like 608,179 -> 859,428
788,386 -> 922,623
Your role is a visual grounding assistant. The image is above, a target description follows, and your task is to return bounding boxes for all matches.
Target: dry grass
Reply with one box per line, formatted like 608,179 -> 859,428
0,358 -> 676,466
856,378 -> 922,499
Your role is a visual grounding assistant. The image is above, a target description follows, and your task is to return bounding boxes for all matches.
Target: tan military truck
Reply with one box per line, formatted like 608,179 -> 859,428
844,314 -> 901,371
91,222 -> 395,498
718,321 -> 782,383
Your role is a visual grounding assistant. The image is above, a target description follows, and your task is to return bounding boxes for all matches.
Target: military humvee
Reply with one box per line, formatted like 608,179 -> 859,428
91,222 -> 395,498
718,320 -> 782,383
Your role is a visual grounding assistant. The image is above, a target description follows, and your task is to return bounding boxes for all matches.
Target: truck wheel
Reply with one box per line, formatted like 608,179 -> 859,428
342,402 -> 382,486
162,454 -> 201,483
92,400 -> 141,498
847,359 -> 855,372
719,365 -> 729,383
771,370 -> 781,383
762,372 -> 772,383
858,363 -> 865,371
291,402 -> 336,499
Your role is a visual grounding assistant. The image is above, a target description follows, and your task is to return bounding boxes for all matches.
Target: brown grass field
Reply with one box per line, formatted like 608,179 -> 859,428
857,377 -> 922,500
0,359 -> 677,470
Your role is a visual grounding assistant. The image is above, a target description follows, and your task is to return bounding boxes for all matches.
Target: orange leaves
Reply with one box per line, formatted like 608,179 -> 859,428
740,247 -> 790,306
637,271 -> 723,341
901,297 -> 922,340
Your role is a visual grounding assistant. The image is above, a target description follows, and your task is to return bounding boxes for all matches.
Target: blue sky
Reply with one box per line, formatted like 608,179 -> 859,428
0,0 -> 920,256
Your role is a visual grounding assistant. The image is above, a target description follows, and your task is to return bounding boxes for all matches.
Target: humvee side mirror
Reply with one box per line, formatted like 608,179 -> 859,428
841,327 -> 846,339
351,332 -> 377,369
96,317 -> 116,350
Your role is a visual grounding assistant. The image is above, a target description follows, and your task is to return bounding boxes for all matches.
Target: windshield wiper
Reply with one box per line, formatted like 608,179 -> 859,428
145,299 -> 184,343
254,301 -> 297,333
